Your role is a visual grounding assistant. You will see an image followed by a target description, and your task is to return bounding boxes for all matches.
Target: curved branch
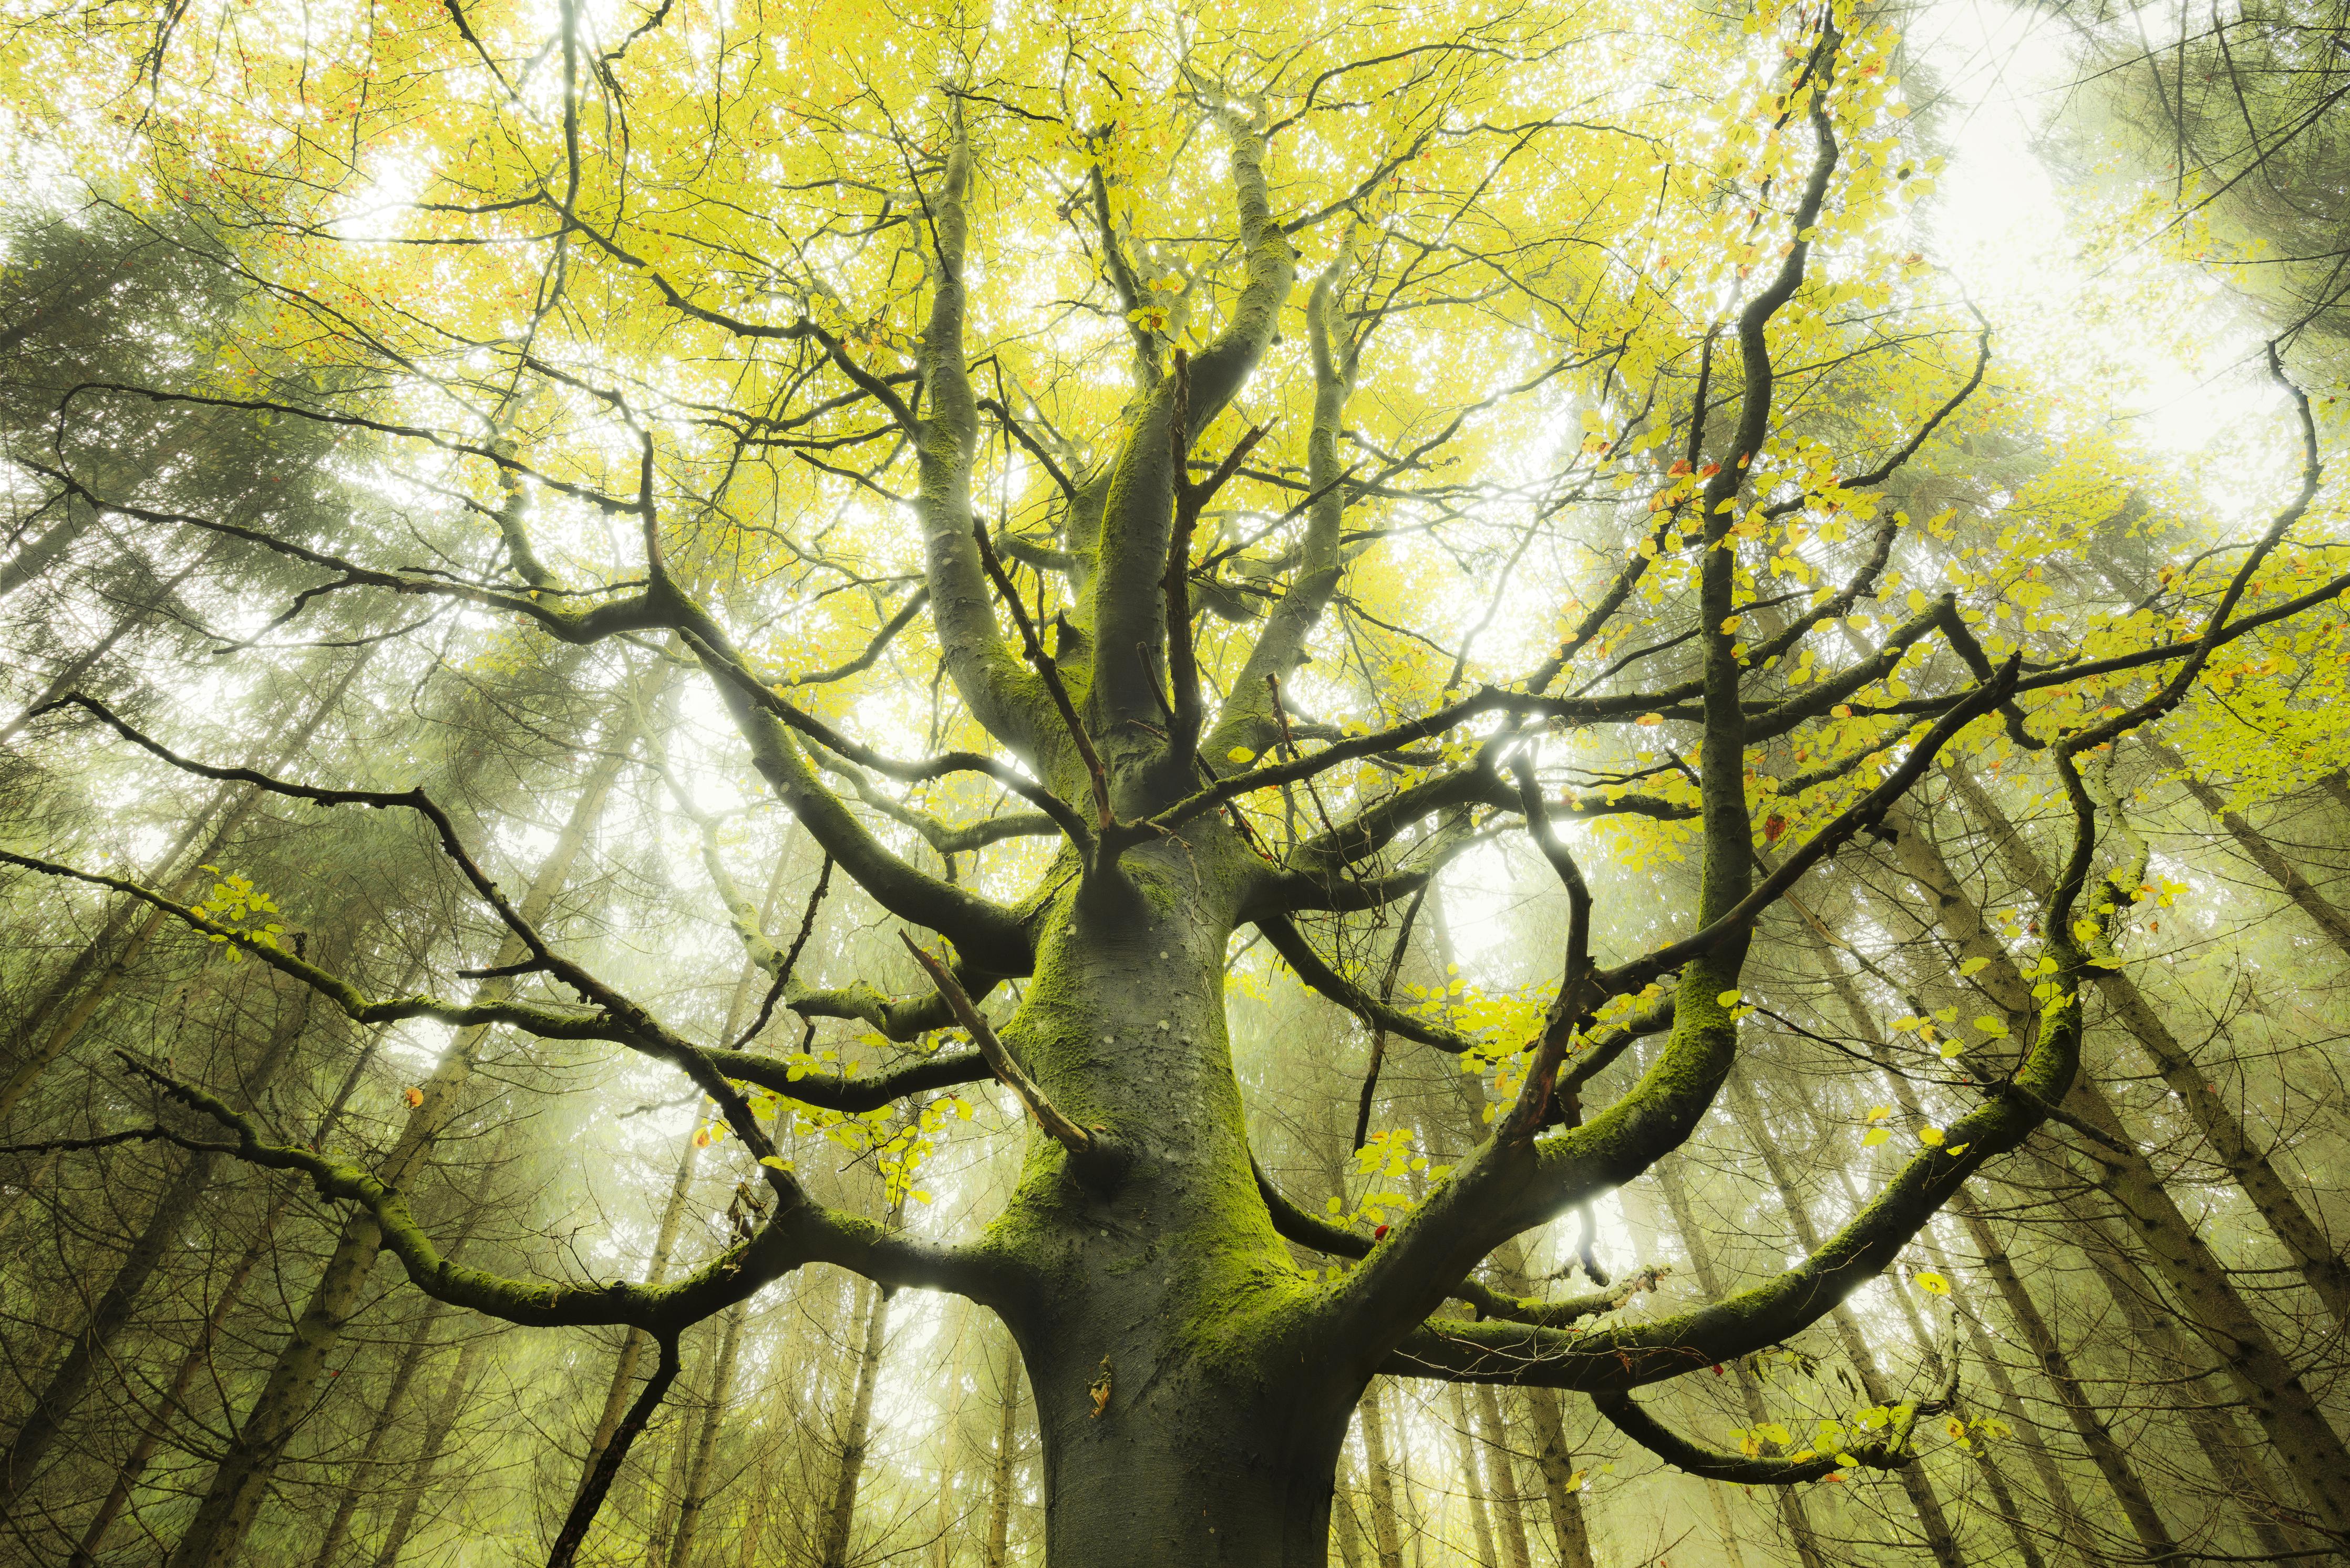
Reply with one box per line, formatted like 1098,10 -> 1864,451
912,111 -> 1039,751
1250,1155 -> 1663,1329
1255,913 -> 1479,1053
1590,1388 -> 1926,1484
899,934 -> 1129,1186
790,977 -> 992,1040
666,612 -> 1042,972
1203,229 -> 1355,761
705,1045 -> 992,1111
116,1054 -> 995,1329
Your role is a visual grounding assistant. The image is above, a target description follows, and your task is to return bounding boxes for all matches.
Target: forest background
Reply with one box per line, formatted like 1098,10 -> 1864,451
3,1 -> 2349,1566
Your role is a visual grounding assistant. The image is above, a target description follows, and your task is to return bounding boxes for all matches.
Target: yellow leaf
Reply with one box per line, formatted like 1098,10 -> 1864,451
1862,1127 -> 1890,1146
1918,1126 -> 1945,1147
1915,1270 -> 1950,1295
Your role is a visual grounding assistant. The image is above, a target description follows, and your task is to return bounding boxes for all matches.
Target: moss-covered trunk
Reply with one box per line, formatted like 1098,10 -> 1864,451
985,832 -> 1355,1568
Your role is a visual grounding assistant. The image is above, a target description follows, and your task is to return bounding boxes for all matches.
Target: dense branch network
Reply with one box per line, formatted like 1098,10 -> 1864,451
3,8 -> 2340,1531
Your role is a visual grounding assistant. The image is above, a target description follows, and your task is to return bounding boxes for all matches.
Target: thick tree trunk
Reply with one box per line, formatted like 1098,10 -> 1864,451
976,838 -> 1373,1568
162,708 -> 646,1568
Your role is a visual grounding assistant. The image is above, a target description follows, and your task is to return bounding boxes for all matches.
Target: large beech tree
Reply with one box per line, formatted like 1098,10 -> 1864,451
3,0 -> 2345,1562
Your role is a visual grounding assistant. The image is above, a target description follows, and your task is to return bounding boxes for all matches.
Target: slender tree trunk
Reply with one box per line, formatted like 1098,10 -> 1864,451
1841,1178 -> 2044,1568
1480,1238 -> 1595,1568
1,960 -> 324,1508
1884,807 -> 2350,1532
1332,1477 -> 1370,1568
162,697 -> 650,1568
0,551 -> 208,745
1942,766 -> 2350,1325
1817,917 -> 2181,1558
1470,1384 -> 1531,1568
2,649 -> 369,1120
1448,1384 -> 1497,1568
2067,1206 -> 2319,1559
1357,1387 -> 1407,1568
663,1297 -> 749,1568
576,1133 -> 702,1507
63,1194 -> 282,1568
308,1295 -> 456,1568
819,1277 -> 891,1568
1787,892 -> 2132,1568
2138,739 -> 2350,961
1517,1385 -> 1595,1568
1954,1188 -> 2180,1561
1941,1280 -> 2098,1568
67,1030 -> 387,1567
984,1329 -> 1021,1568
311,1187 -> 490,1568
575,839 -> 788,1522
1721,1067 -> 1966,1568
1704,1483 -> 1748,1568
927,1293 -> 975,1568
1652,1158 -> 1829,1568
366,1329 -> 494,1568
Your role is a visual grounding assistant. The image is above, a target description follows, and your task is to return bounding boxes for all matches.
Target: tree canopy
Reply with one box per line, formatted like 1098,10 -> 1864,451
4,1 -> 2349,1565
